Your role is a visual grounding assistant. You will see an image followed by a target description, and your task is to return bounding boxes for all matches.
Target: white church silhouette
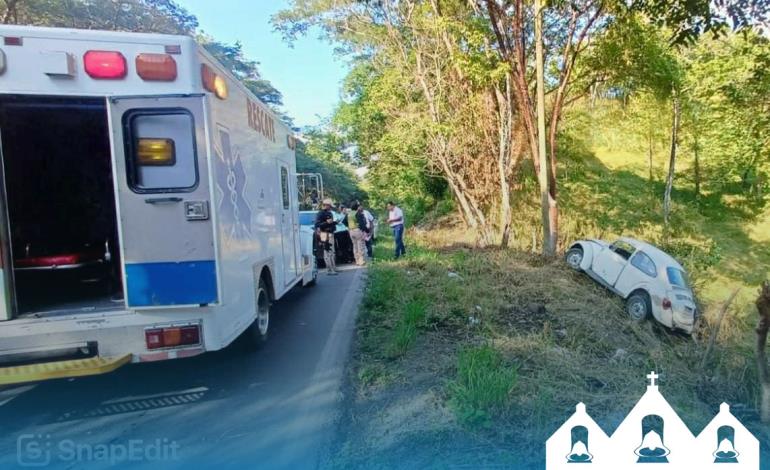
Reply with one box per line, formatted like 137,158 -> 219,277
546,372 -> 759,469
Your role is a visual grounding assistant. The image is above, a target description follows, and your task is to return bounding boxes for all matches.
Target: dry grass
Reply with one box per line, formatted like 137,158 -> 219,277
326,222 -> 770,469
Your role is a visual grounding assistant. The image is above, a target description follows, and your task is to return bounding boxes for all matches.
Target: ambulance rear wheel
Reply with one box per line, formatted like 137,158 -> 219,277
245,279 -> 270,348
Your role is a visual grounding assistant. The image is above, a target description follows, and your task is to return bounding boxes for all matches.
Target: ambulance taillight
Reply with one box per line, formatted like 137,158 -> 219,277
136,53 -> 177,81
83,50 -> 127,79
145,325 -> 201,350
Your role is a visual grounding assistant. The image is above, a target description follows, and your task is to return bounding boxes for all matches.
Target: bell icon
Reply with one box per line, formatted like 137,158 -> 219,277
567,440 -> 593,463
566,425 -> 593,463
635,414 -> 670,463
714,426 -> 739,463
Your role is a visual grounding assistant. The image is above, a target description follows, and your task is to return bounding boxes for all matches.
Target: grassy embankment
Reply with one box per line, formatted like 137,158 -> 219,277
326,137 -> 770,468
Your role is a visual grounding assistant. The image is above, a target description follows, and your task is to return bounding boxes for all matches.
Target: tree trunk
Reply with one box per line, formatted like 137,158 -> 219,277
693,135 -> 701,198
494,81 -> 514,249
534,0 -> 553,257
648,132 -> 654,184
498,155 -> 512,248
756,281 -> 770,423
663,97 -> 680,227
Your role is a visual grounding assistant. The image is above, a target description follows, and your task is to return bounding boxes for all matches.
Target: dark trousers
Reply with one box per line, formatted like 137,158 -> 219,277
392,224 -> 405,258
366,237 -> 373,258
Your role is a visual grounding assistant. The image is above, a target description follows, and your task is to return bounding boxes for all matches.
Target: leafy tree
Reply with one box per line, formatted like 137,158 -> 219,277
296,128 -> 366,205
684,32 -> 770,197
3,0 -> 198,34
198,36 -> 285,112
2,0 -> 288,116
276,0 -> 769,250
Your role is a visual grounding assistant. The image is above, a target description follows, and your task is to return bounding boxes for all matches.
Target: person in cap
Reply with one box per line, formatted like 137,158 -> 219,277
315,198 -> 339,275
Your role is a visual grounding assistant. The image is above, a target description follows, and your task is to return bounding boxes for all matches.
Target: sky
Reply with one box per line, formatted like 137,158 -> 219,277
176,0 -> 348,128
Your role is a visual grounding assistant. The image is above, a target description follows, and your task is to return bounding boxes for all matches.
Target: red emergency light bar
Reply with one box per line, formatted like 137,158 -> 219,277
83,50 -> 127,79
145,325 -> 201,350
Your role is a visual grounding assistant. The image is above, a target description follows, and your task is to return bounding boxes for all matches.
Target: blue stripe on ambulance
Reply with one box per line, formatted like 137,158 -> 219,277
125,260 -> 217,307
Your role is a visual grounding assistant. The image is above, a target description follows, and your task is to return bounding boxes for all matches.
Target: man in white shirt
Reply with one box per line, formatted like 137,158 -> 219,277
362,206 -> 375,258
386,201 -> 406,259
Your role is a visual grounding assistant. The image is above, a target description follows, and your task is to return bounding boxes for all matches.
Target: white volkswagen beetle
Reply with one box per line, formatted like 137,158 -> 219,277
565,237 -> 698,334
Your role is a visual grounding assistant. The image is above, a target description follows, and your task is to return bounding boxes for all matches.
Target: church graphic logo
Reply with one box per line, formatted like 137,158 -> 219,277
546,372 -> 759,469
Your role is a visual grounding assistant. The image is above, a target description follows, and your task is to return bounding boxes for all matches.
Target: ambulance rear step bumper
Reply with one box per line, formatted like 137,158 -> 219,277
0,354 -> 131,385
0,341 -> 96,367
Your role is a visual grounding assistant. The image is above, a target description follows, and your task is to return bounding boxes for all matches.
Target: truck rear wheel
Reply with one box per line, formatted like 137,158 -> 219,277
243,278 -> 270,348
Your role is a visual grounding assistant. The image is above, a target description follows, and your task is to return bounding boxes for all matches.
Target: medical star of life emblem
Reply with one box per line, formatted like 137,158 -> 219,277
214,128 -> 252,239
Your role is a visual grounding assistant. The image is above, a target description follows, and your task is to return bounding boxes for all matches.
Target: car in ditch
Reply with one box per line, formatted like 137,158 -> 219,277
565,237 -> 698,334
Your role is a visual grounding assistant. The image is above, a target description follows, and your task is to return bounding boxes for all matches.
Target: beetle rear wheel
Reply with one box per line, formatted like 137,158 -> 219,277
626,292 -> 651,322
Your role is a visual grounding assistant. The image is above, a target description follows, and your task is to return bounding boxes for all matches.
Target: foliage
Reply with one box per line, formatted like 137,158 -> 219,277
683,33 -> 770,193
628,0 -> 770,45
3,0 -> 287,116
296,129 -> 366,205
448,345 -> 518,427
276,0 -> 770,250
198,36 -> 284,109
3,0 -> 198,34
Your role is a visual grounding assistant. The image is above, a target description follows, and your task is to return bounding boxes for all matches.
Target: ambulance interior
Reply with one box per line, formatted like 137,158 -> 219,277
0,95 -> 124,317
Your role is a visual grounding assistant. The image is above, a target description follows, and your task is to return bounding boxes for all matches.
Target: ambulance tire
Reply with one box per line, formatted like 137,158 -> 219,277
244,278 -> 271,349
304,261 -> 318,287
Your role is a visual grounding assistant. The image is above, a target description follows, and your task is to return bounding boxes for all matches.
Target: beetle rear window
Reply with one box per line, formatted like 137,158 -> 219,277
666,267 -> 690,289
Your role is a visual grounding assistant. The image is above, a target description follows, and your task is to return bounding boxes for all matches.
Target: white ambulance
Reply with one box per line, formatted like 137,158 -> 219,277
0,25 -> 317,385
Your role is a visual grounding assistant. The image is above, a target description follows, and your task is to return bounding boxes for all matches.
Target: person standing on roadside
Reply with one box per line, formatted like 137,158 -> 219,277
315,198 -> 339,275
362,205 -> 375,258
345,202 -> 369,266
387,201 -> 406,259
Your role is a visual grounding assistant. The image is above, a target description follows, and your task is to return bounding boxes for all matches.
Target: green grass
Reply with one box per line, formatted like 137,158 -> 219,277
448,345 -> 518,427
335,119 -> 770,467
387,298 -> 428,358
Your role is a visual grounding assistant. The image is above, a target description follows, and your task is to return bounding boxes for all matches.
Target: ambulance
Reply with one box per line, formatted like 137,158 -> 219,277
0,25 -> 317,385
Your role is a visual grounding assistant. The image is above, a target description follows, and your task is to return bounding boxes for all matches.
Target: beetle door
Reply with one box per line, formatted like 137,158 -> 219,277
592,241 -> 635,286
109,95 -> 217,308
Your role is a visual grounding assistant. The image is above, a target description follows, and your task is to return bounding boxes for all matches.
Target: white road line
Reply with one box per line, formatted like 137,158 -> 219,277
100,386 -> 209,405
0,384 -> 37,407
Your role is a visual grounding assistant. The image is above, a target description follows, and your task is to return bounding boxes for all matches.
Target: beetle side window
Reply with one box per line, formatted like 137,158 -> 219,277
610,240 -> 635,260
631,251 -> 657,277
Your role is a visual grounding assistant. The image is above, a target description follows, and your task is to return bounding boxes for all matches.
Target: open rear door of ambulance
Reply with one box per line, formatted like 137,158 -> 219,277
0,131 -> 14,320
109,95 -> 218,308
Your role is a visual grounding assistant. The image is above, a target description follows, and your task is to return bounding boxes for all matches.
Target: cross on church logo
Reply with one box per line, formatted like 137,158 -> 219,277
214,128 -> 252,240
546,371 -> 760,469
646,371 -> 658,387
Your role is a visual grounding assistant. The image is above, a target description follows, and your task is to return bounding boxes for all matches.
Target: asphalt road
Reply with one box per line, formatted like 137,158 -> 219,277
0,267 -> 365,470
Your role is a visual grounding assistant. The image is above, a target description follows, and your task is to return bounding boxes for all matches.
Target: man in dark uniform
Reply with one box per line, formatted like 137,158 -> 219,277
315,198 -> 339,275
